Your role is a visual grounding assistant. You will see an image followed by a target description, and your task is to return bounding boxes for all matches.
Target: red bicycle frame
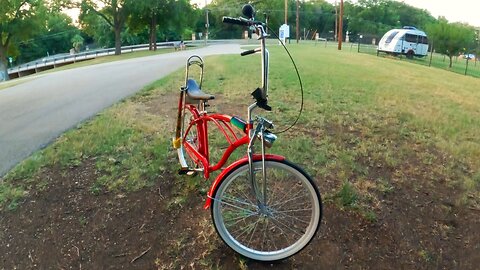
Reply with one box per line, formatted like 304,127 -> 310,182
182,104 -> 252,179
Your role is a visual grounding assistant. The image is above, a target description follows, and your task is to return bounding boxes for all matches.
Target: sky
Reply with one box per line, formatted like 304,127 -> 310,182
190,0 -> 480,27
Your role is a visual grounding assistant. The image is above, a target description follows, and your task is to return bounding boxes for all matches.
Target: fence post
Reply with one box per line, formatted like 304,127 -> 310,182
464,57 -> 469,75
429,39 -> 434,67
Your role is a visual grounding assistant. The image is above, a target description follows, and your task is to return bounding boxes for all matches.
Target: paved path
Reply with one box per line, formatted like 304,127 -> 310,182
0,44 -> 242,176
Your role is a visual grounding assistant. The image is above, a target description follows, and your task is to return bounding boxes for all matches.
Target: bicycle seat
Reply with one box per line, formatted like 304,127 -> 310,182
185,79 -> 215,101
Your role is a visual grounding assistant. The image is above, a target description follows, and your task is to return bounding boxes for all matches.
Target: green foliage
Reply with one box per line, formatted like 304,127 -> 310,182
427,18 -> 477,68
80,0 -> 131,54
0,182 -> 25,210
79,0 -> 198,51
207,0 -> 437,40
336,181 -> 359,208
0,0 -> 49,79
80,13 -> 115,48
127,0 -> 196,44
2,4 -> 80,65
345,0 -> 436,38
71,34 -> 84,53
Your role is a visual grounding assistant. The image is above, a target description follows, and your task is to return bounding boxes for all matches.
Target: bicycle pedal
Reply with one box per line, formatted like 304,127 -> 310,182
178,168 -> 198,176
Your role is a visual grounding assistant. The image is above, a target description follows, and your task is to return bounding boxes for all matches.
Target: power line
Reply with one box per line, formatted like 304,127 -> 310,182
17,29 -> 79,45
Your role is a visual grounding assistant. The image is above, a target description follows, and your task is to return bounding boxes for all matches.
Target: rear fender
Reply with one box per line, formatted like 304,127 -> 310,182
203,154 -> 285,209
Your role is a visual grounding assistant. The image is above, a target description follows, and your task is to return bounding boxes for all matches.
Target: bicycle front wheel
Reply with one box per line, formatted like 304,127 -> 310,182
211,159 -> 322,262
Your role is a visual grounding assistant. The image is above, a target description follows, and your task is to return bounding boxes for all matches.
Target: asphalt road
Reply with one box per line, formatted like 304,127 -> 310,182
0,44 -> 242,177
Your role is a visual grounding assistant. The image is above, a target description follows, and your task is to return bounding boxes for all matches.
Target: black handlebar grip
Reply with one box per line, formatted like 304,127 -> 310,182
222,16 -> 249,26
241,49 -> 256,56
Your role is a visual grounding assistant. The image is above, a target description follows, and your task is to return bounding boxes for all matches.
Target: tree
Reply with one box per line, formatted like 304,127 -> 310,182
208,0 -> 300,39
79,11 -> 115,48
17,12 -> 80,63
127,0 -> 196,50
346,0 -> 400,35
0,0 -> 47,81
299,0 -> 336,40
80,0 -> 132,55
344,0 -> 436,40
71,34 -> 84,53
390,1 -> 435,31
427,18 -> 477,68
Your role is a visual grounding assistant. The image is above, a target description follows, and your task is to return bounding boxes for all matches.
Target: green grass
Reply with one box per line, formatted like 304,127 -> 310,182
0,77 -> 176,209
359,43 -> 480,78
1,43 -> 479,213
413,53 -> 480,78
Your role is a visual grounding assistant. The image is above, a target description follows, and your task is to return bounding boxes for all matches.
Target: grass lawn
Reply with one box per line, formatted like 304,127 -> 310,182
359,43 -> 480,78
0,43 -> 479,268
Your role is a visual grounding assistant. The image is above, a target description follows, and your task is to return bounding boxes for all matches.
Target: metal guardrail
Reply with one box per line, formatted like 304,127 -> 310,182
4,39 -> 246,79
7,39 -> 240,75
7,41 -> 184,75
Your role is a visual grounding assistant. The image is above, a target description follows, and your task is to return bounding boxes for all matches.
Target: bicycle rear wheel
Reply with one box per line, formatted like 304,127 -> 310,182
211,159 -> 322,261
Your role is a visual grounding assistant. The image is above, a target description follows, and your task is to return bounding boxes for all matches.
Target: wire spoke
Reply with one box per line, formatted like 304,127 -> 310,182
222,194 -> 257,209
217,197 -> 257,215
224,212 -> 257,229
247,218 -> 261,247
274,207 -> 313,214
270,215 -> 305,237
269,189 -> 307,208
271,210 -> 311,225
230,219 -> 261,240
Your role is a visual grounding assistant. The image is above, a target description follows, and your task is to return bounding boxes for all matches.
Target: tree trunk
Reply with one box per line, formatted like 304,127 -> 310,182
149,22 -> 154,51
0,61 -> 9,81
448,55 -> 453,68
0,45 -> 9,81
149,15 -> 158,51
152,16 -> 157,51
114,26 -> 122,55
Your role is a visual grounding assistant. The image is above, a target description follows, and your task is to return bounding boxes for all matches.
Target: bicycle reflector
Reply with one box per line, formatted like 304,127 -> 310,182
172,137 -> 181,149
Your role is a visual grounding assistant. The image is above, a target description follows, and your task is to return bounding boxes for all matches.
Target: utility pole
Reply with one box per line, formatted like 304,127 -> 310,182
285,0 -> 288,24
264,13 -> 269,33
338,0 -> 344,50
296,0 -> 299,43
205,0 -> 209,46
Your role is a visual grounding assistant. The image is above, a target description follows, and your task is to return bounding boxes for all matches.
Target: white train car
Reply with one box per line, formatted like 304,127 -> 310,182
377,26 -> 429,58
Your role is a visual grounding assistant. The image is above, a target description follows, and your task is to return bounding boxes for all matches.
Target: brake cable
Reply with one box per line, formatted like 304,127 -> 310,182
265,24 -> 304,134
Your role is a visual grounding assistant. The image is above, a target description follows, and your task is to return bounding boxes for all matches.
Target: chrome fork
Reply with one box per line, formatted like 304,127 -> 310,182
247,114 -> 277,214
